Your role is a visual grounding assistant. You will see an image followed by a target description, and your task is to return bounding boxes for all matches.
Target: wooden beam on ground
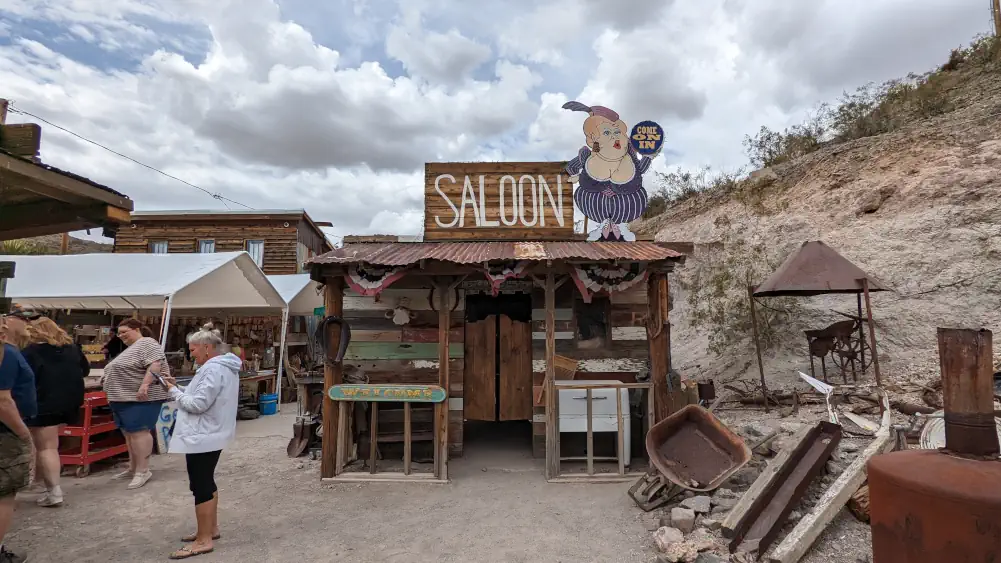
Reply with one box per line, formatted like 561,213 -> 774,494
723,425 -> 815,538
320,277 -> 345,479
435,278 -> 451,481
767,393 -> 892,563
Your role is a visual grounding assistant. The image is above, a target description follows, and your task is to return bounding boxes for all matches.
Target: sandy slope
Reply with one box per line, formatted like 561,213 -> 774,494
637,69 -> 1001,390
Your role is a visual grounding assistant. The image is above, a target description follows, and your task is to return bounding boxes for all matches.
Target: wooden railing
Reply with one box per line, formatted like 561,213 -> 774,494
325,384 -> 448,483
548,381 -> 654,483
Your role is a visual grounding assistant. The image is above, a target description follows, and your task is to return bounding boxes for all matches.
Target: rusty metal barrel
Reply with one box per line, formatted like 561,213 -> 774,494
869,328 -> 1001,563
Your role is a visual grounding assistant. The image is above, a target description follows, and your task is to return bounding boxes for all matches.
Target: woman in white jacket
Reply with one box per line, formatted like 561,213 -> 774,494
164,323 -> 240,560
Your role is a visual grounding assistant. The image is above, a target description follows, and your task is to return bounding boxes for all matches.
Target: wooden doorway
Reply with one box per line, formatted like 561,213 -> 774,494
463,294 -> 533,422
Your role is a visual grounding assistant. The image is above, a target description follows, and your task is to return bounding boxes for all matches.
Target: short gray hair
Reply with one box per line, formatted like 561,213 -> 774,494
186,322 -> 224,347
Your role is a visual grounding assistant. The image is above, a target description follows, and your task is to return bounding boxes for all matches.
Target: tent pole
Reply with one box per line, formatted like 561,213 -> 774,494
159,295 -> 174,351
859,278 -> 882,389
747,285 -> 769,413
276,307 -> 289,413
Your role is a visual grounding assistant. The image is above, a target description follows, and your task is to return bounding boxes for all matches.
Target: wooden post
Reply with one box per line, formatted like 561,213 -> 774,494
585,389 -> 594,476
435,279 -> 450,481
335,402 -> 347,475
403,403 -> 412,475
544,270 -> 558,480
369,402 -> 378,474
747,285 -> 770,413
859,279 -> 882,388
994,0 -> 1001,37
320,278 -> 344,479
647,272 -> 681,421
60,233 -> 69,255
616,388 -> 625,475
0,99 -> 7,125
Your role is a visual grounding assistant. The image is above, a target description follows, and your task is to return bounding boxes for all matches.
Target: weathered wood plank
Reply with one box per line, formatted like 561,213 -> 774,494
402,327 -> 464,343
351,330 -> 402,342
531,331 -> 574,340
499,316 -> 533,421
463,317 -> 496,421
611,327 -> 647,340
344,288 -> 464,311
531,308 -> 573,321
343,342 -> 463,360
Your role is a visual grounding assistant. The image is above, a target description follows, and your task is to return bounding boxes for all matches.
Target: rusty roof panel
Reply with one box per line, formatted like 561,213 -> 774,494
753,241 -> 890,297
308,241 -> 685,266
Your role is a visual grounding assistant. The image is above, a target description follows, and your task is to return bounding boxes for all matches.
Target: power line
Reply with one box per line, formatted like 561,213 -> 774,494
6,102 -> 254,210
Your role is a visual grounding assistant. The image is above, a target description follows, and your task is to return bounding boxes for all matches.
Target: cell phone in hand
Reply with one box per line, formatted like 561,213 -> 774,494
151,370 -> 168,388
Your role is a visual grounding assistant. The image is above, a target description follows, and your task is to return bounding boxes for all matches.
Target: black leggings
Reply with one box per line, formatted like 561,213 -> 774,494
185,450 -> 222,505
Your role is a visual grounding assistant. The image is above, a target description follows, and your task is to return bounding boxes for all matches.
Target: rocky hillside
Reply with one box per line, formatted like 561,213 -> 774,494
2,234 -> 112,255
636,36 -> 1001,390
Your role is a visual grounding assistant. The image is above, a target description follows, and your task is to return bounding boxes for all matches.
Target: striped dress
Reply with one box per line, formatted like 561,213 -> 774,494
566,147 -> 651,224
102,337 -> 170,403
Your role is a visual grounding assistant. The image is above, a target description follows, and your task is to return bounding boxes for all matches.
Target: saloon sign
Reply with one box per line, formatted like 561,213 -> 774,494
423,162 -> 574,241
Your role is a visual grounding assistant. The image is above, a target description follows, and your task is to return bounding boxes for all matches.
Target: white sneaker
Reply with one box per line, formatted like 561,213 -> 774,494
127,470 -> 152,490
37,492 -> 63,507
112,469 -> 134,480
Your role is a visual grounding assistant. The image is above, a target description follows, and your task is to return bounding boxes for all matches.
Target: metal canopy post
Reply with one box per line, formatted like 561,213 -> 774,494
276,307 -> 289,413
159,295 -> 174,350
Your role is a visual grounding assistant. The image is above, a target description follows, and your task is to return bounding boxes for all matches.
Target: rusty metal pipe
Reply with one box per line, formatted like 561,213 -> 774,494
938,328 -> 999,457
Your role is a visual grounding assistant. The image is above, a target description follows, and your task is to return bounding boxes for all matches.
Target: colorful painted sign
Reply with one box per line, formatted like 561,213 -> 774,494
424,162 -> 574,241
328,384 -> 447,403
155,401 -> 178,454
562,101 -> 664,242
630,121 -> 664,156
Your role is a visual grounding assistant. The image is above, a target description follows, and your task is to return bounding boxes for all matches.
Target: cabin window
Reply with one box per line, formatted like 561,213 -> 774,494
149,240 -> 168,254
246,240 -> 264,267
197,239 -> 216,253
574,296 -> 610,350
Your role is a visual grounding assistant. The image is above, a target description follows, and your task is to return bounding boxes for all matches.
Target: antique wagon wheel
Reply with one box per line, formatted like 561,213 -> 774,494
830,329 -> 873,382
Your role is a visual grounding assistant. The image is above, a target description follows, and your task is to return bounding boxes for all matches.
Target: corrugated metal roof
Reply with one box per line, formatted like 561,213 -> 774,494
308,241 -> 685,266
753,241 -> 889,297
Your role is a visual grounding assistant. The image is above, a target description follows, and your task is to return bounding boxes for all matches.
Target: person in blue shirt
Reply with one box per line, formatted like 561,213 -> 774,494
0,336 -> 37,563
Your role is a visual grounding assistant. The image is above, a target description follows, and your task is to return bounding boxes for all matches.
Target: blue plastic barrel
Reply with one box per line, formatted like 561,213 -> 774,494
259,392 -> 279,416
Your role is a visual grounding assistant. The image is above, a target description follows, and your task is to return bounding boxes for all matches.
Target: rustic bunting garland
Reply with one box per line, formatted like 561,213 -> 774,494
570,263 -> 648,303
481,261 -> 530,295
344,264 -> 409,296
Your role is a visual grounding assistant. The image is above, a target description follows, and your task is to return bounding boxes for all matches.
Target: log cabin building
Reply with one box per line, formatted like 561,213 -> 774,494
112,209 -> 333,274
306,162 -> 690,483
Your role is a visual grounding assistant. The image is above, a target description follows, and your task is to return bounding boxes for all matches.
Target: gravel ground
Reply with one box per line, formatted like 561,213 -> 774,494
7,414 -> 654,563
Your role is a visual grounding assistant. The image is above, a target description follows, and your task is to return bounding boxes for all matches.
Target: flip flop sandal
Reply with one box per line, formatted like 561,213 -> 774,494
181,533 -> 221,542
169,546 -> 215,559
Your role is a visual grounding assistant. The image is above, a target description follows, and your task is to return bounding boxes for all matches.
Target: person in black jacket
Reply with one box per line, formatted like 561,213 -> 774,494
17,317 -> 88,508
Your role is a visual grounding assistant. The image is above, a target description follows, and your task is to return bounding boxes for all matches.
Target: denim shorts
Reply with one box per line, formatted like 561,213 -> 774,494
110,401 -> 164,433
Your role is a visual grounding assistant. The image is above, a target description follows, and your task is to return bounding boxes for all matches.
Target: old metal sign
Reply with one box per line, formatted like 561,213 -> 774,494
424,162 -> 574,241
328,384 -> 447,403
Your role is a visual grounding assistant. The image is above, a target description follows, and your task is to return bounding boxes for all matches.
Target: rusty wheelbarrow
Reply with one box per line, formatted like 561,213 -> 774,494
628,405 -> 752,512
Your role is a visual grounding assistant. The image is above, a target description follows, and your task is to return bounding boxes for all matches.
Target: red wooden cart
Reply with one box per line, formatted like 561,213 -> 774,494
59,391 -> 128,477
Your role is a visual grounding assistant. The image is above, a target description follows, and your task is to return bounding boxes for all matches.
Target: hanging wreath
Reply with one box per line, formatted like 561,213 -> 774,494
481,261 -> 529,295
570,263 -> 648,303
344,264 -> 409,296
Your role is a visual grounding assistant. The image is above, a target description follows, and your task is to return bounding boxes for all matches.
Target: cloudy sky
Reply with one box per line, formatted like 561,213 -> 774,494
0,0 -> 991,243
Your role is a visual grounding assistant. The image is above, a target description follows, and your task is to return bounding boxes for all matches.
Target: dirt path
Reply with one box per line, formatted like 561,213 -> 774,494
8,414 -> 652,563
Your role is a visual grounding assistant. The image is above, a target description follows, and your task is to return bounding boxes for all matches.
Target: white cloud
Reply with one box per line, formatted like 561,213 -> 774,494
0,0 -> 990,243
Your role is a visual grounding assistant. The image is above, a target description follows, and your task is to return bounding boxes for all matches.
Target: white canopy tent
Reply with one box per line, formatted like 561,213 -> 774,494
266,274 -> 324,413
2,252 -> 289,408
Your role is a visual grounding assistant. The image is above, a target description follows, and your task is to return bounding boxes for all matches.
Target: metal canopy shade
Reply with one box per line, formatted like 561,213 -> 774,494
753,241 -> 889,297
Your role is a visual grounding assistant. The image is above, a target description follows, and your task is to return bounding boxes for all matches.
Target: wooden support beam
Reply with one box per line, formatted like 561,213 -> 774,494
435,278 -> 451,481
335,402 -> 348,476
0,152 -> 133,209
369,402 -> 379,474
647,272 -> 684,422
859,278 -> 882,388
404,403 -> 412,476
616,389 -> 625,475
586,389 -> 594,476
320,277 -> 344,479
544,270 -> 559,480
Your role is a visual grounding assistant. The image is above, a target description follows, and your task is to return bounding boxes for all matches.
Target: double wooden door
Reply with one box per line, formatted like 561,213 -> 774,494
464,313 -> 533,421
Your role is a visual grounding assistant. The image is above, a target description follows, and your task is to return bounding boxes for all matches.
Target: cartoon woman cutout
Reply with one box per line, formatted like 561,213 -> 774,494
563,101 -> 662,241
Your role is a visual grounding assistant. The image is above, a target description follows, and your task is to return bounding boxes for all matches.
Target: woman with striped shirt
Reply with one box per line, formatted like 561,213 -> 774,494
102,319 -> 169,490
